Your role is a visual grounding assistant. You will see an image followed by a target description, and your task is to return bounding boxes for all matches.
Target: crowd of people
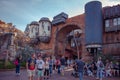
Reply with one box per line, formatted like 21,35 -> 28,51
83,57 -> 120,80
14,53 -> 120,80
72,57 -> 120,80
25,53 -> 73,80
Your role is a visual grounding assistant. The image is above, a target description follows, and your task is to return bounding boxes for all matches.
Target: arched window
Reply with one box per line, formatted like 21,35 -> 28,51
48,26 -> 50,31
31,27 -> 33,33
42,22 -> 44,29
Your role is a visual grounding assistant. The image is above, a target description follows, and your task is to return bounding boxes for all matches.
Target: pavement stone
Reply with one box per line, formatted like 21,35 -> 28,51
0,69 -> 120,80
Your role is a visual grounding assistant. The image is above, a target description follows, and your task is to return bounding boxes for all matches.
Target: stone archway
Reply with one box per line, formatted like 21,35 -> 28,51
37,14 -> 90,61
54,24 -> 83,59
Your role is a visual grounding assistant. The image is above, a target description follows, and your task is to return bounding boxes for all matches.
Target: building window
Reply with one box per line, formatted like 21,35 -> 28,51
113,18 -> 117,26
71,39 -> 75,47
48,26 -> 50,31
118,17 -> 120,25
105,20 -> 109,27
31,27 -> 33,33
42,22 -> 44,29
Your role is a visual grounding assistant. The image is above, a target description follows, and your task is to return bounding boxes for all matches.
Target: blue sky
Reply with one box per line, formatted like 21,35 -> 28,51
0,0 -> 119,31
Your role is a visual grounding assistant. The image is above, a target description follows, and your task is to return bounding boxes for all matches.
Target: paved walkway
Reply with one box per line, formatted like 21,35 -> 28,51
0,68 -> 120,80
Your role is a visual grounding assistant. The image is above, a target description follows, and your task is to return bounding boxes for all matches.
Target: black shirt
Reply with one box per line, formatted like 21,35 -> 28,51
76,60 -> 85,72
60,58 -> 66,65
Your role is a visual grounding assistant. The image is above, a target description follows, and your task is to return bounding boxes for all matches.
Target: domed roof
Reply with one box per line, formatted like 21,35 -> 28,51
39,17 -> 50,22
30,21 -> 39,25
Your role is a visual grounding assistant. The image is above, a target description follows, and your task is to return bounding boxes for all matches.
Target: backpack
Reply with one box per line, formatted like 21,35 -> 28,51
14,59 -> 18,65
56,60 -> 60,65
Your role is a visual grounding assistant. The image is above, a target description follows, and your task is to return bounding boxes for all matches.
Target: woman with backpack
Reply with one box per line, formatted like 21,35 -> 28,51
56,58 -> 61,74
14,56 -> 22,76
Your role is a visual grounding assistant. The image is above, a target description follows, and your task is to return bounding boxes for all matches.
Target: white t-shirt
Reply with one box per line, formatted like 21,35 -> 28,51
97,61 -> 101,67
97,60 -> 104,68
45,61 -> 49,69
36,59 -> 44,69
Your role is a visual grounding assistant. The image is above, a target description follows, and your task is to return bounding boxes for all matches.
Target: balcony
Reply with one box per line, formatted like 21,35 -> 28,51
105,25 -> 120,32
52,18 -> 66,25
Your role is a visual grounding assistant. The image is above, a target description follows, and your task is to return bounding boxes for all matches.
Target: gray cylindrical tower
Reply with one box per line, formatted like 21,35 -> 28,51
85,1 -> 103,56
39,17 -> 52,43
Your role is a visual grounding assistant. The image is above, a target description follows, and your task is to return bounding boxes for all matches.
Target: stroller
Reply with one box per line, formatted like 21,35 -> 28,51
71,63 -> 79,78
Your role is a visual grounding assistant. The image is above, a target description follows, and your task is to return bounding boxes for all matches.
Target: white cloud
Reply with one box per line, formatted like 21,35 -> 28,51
65,0 -> 120,17
98,0 -> 120,7
109,0 -> 120,2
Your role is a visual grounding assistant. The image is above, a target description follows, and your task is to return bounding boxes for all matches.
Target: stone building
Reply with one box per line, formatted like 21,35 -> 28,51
0,20 -> 16,60
103,5 -> 120,59
0,20 -> 26,60
25,1 -> 120,61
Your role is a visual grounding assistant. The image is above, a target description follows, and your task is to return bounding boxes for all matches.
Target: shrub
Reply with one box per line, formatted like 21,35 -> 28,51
5,61 -> 15,69
0,61 -> 4,69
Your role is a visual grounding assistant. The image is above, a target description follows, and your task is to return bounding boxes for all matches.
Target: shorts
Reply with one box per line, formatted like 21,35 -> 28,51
27,69 -> 35,77
37,69 -> 43,77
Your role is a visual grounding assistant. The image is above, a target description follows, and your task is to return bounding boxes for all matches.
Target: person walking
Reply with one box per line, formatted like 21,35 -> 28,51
14,56 -> 22,76
60,56 -> 66,76
49,56 -> 53,77
26,53 -> 36,80
76,58 -> 85,80
36,55 -> 45,80
56,58 -> 61,74
96,57 -> 104,80
67,58 -> 70,68
44,57 -> 49,80
105,60 -> 112,77
52,57 -> 56,73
